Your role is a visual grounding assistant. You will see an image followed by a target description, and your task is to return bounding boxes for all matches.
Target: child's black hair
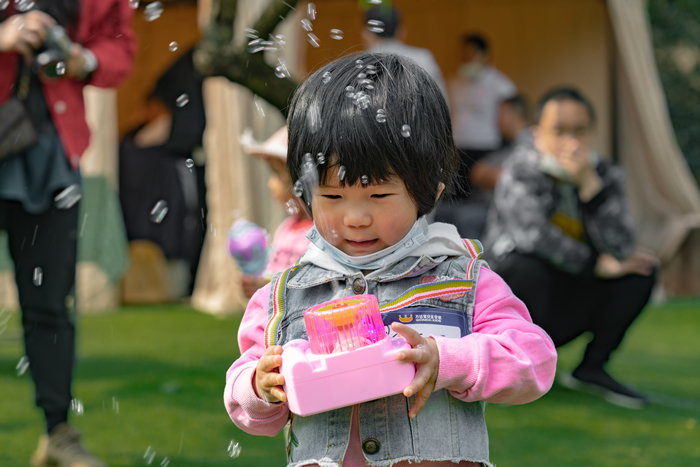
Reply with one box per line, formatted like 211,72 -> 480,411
286,52 -> 459,218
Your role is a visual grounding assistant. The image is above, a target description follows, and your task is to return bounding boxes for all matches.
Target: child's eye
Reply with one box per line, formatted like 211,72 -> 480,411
322,194 -> 341,199
371,193 -> 392,198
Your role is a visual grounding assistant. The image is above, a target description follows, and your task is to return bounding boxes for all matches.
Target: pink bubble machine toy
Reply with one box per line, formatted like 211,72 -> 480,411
227,219 -> 270,276
280,294 -> 415,416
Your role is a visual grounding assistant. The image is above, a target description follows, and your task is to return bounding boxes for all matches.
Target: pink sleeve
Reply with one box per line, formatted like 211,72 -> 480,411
224,283 -> 290,436
432,267 -> 557,404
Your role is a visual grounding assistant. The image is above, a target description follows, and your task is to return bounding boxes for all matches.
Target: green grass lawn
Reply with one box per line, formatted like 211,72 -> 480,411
1,301 -> 699,466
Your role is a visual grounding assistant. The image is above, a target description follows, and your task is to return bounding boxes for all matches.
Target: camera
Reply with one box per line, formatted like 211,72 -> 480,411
34,25 -> 73,78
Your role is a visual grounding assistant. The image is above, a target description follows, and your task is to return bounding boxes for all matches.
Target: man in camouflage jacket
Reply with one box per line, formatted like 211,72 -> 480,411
482,87 -> 657,409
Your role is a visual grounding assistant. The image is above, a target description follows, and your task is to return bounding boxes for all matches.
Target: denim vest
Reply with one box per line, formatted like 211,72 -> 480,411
265,243 -> 492,467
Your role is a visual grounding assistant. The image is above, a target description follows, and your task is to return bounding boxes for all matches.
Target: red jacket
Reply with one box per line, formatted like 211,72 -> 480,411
0,0 -> 137,169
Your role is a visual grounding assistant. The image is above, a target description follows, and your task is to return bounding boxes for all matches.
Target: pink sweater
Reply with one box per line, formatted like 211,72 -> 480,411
225,267 -> 557,466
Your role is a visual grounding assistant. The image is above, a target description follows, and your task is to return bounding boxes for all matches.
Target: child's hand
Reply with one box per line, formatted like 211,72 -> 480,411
391,322 -> 440,418
254,346 -> 287,404
241,275 -> 269,299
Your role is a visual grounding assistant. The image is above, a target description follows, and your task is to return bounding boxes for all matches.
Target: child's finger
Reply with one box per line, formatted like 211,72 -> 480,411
397,344 -> 429,364
408,381 -> 434,418
391,322 -> 424,348
270,386 -> 287,403
403,363 -> 433,398
259,354 -> 283,373
263,372 -> 285,389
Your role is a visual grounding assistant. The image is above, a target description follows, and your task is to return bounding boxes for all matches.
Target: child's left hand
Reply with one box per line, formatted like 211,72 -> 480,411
391,322 -> 440,419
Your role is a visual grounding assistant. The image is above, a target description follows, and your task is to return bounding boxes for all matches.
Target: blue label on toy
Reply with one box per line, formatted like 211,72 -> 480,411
382,307 -> 468,339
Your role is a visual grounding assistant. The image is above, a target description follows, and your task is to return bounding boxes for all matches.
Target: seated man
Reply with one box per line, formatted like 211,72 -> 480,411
470,94 -> 533,193
482,87 -> 657,408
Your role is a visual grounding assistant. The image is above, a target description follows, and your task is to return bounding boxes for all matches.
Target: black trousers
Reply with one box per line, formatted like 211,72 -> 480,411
496,253 -> 655,369
0,199 -> 78,433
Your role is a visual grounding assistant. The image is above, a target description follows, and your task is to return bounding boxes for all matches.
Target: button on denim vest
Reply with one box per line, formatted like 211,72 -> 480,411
265,248 -> 493,467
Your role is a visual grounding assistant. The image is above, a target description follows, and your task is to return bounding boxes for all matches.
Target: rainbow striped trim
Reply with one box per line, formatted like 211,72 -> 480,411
462,238 -> 484,259
379,279 -> 473,313
264,260 -> 301,349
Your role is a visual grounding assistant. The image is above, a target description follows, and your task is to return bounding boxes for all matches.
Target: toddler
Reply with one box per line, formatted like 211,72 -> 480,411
225,52 -> 557,467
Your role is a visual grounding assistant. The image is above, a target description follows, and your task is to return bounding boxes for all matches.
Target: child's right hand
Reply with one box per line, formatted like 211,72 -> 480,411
254,346 -> 287,403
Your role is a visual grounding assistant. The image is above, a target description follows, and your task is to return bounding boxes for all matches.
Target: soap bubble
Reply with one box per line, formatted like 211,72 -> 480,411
70,398 -> 84,416
54,184 -> 82,209
16,356 -> 29,376
176,93 -> 189,108
227,440 -> 241,458
307,32 -> 320,48
254,95 -> 265,117
355,59 -> 363,69
307,2 -> 316,20
56,61 -> 66,76
143,446 -> 156,465
247,38 -> 265,54
128,0 -> 139,8
301,18 -> 313,31
33,267 -> 42,286
322,71 -> 332,83
273,34 -> 286,46
345,85 -> 355,98
168,41 -> 178,52
274,58 -> 290,79
329,29 -> 343,40
376,109 -> 386,123
15,0 -> 35,12
293,180 -> 304,198
185,158 -> 194,168
401,124 -> 411,138
150,200 -> 169,224
367,19 -> 385,34
144,2 -> 163,22
54,100 -> 67,114
284,199 -> 300,216
361,175 -> 369,184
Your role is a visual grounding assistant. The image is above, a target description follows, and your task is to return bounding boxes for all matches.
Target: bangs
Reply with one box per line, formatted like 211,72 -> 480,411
287,52 -> 459,215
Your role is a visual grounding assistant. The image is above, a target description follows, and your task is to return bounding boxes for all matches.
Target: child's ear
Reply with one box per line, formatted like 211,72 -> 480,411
435,183 -> 446,202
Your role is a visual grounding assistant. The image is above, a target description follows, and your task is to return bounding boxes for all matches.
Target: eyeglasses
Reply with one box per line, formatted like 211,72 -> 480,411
545,126 -> 593,139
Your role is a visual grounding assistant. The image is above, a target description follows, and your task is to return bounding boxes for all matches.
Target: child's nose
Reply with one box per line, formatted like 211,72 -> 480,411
344,208 -> 371,228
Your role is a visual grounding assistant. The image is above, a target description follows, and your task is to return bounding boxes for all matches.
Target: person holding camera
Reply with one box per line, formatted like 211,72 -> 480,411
0,1 -> 136,466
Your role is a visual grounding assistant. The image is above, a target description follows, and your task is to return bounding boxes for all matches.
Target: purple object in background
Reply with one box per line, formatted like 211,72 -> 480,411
227,219 -> 270,276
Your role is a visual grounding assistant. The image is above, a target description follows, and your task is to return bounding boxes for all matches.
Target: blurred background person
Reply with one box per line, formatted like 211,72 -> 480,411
436,34 -> 516,238
470,95 -> 532,194
0,1 -> 135,466
362,5 -> 447,98
238,126 -> 312,299
483,87 -> 658,409
119,48 -> 207,301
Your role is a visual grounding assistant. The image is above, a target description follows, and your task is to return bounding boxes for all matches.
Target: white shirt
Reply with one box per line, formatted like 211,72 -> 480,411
369,39 -> 447,99
449,65 -> 516,150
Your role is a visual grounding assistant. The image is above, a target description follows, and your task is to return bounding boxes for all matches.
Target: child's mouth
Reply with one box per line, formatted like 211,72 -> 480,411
346,239 -> 378,249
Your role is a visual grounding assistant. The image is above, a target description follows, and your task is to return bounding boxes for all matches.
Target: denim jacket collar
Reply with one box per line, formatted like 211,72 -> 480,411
287,254 -> 449,289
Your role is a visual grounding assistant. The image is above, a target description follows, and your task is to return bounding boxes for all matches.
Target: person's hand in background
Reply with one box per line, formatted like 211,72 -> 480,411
595,248 -> 658,279
0,11 -> 55,57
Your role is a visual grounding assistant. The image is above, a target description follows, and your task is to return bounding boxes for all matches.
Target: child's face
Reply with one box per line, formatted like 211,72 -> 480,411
265,156 -> 293,205
312,166 -> 419,257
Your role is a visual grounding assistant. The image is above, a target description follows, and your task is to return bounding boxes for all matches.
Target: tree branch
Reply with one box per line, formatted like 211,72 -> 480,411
252,0 -> 300,44
195,0 -> 301,116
